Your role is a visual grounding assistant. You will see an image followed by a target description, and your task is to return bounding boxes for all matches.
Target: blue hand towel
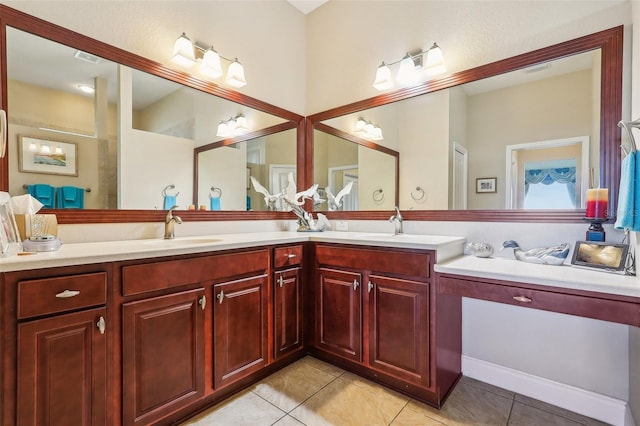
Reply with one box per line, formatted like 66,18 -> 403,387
27,184 -> 55,209
164,195 -> 177,210
210,197 -> 221,211
615,151 -> 640,231
56,186 -> 84,209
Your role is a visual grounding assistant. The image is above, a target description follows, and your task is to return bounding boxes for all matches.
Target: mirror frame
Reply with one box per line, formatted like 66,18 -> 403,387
0,5 -> 305,223
306,26 -> 623,223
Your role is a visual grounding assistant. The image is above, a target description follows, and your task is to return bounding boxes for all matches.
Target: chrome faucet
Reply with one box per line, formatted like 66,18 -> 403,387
164,206 -> 183,239
389,206 -> 403,235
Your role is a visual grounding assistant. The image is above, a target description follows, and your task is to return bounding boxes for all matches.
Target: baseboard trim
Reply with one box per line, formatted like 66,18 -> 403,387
462,355 -> 631,426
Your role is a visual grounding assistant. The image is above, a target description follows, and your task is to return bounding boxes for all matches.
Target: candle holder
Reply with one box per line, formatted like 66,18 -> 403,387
583,217 -> 609,242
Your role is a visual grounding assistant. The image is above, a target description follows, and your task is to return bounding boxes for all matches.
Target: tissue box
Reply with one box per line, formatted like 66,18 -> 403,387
15,214 -> 58,240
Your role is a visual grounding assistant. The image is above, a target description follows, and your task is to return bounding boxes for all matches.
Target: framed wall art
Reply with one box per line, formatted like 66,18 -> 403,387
476,177 -> 497,193
18,135 -> 78,176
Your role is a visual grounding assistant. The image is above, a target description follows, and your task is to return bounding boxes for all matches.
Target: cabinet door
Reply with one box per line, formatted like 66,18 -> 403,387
214,275 -> 268,389
122,289 -> 205,426
368,275 -> 430,386
17,307 -> 107,426
274,267 -> 302,359
316,268 -> 362,362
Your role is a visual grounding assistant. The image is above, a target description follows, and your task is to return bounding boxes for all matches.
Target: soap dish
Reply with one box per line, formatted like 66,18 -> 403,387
22,237 -> 63,252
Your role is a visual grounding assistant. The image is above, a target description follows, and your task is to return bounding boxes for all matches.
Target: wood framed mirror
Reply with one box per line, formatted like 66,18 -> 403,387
306,26 -> 623,223
0,5 -> 305,224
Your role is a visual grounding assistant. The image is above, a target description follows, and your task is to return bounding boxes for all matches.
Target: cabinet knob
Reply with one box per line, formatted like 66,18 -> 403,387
278,275 -> 284,287
368,281 -> 374,293
56,289 -> 80,298
287,254 -> 297,259
217,290 -> 225,304
513,295 -> 532,303
353,279 -> 359,291
199,295 -> 206,310
96,316 -> 106,335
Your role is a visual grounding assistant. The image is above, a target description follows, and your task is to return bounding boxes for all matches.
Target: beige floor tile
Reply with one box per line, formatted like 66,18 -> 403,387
391,405 -> 448,426
405,380 -> 513,426
180,390 -> 286,426
340,371 -> 410,401
297,355 -> 345,377
514,395 -> 610,426
508,401 -> 589,426
251,357 -> 340,412
289,375 -> 409,426
459,376 -> 516,400
273,414 -> 306,426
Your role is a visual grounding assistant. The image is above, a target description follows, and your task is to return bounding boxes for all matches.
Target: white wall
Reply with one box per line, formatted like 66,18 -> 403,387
306,0 -> 629,113
1,0 -> 307,115
628,2 -> 640,424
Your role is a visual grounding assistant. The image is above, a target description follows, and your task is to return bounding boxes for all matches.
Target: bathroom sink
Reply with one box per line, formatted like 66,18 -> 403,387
143,237 -> 223,246
347,233 -> 458,245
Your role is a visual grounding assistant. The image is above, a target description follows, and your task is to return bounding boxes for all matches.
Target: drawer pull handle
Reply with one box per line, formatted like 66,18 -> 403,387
513,295 -> 532,303
368,281 -> 374,293
278,276 -> 284,287
97,316 -> 106,335
217,291 -> 225,304
56,289 -> 80,298
287,254 -> 297,259
199,296 -> 206,310
353,279 -> 359,291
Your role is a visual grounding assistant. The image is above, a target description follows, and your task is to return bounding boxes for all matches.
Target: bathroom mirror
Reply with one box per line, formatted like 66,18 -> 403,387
194,125 -> 297,211
0,5 -> 304,223
307,26 -> 622,222
312,124 -> 399,211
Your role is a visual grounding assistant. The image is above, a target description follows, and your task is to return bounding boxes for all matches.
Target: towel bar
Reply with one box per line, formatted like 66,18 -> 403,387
22,185 -> 91,193
618,119 -> 640,156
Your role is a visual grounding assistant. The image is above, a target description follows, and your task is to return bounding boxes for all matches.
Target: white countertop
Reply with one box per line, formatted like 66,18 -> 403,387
435,255 -> 640,299
0,231 -> 466,272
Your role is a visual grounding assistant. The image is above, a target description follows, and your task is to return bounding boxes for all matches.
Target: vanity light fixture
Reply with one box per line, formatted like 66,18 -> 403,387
373,42 -> 446,90
216,114 -> 250,138
354,117 -> 383,140
171,33 -> 247,87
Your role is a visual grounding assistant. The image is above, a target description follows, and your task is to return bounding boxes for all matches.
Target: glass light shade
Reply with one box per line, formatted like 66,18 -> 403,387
40,145 -> 51,155
235,115 -> 249,134
396,53 -> 419,85
225,59 -> 247,88
373,62 -> 393,90
425,43 -> 446,76
171,33 -> 196,68
28,142 -> 37,152
200,47 -> 223,78
354,118 -> 367,135
54,146 -> 63,155
372,126 -> 384,140
216,121 -> 229,137
77,84 -> 95,94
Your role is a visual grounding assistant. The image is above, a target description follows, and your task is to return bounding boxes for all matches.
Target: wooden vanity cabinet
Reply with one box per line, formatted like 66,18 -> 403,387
312,244 -> 459,407
122,288 -> 206,426
273,244 -> 304,359
2,266 -> 111,426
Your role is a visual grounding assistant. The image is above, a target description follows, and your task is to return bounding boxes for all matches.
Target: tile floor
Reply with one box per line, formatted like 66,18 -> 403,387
181,356 -> 610,426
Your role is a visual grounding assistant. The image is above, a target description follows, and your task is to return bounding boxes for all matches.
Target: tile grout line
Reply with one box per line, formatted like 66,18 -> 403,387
387,399 -> 412,425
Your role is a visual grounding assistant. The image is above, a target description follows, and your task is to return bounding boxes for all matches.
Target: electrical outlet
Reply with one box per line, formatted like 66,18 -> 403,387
335,221 -> 348,231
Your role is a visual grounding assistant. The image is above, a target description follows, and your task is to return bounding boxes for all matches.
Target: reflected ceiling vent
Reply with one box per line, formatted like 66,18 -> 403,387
74,50 -> 102,64
524,63 -> 551,74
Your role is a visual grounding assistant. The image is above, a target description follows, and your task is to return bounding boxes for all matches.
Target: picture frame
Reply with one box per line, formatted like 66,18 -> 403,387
571,241 -> 629,272
18,135 -> 78,176
476,177 -> 497,193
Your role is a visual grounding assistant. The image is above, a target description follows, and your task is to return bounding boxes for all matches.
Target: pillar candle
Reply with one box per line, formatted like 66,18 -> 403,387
585,188 -> 608,218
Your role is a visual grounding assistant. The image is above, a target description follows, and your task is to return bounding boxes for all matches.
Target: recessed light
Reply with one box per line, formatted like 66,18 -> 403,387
77,84 -> 95,94
73,50 -> 101,64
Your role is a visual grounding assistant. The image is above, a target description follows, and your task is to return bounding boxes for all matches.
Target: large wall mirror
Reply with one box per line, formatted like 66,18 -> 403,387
0,5 -> 304,223
307,26 -> 622,222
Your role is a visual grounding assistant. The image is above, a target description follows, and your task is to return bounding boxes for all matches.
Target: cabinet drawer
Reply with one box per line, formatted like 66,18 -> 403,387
316,245 -> 430,280
122,249 -> 269,296
17,272 -> 107,319
274,245 -> 303,268
438,275 -> 640,326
